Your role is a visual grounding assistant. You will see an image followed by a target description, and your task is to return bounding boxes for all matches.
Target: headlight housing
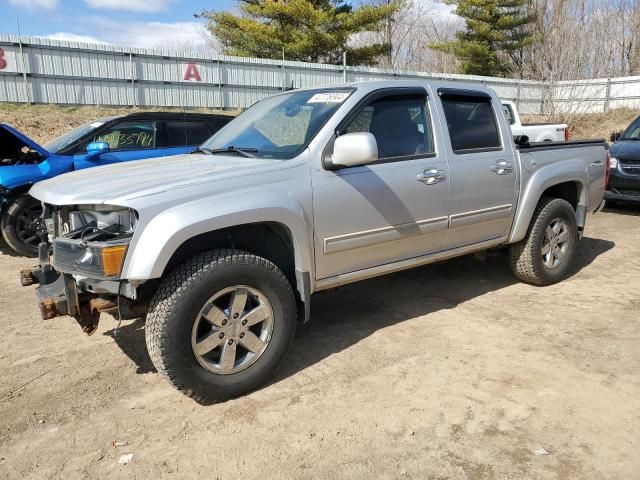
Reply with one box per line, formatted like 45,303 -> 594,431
50,205 -> 137,279
53,239 -> 129,278
609,156 -> 619,169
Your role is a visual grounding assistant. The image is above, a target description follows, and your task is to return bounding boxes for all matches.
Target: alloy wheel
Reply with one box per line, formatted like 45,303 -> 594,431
191,285 -> 274,375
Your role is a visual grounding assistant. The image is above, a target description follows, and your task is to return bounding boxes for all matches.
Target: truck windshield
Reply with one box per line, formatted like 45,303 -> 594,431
202,88 -> 354,159
621,116 -> 640,140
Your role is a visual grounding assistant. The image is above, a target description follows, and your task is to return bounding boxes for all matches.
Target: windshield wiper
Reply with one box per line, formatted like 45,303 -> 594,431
208,146 -> 258,158
191,147 -> 213,154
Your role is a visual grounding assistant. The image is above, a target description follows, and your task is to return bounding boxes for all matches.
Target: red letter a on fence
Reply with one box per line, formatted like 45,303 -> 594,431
184,63 -> 201,81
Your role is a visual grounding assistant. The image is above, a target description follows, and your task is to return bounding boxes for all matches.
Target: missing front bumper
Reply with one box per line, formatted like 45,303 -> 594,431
21,242 -> 146,335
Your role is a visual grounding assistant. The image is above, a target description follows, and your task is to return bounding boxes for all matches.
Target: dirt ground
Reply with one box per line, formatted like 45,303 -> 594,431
0,207 -> 639,480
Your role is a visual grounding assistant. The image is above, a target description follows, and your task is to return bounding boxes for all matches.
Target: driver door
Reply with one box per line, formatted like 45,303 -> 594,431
312,89 -> 451,281
72,120 -> 162,170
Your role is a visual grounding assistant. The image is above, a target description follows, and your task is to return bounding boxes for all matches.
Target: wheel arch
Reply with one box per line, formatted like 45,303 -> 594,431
509,162 -> 588,244
122,192 -> 315,318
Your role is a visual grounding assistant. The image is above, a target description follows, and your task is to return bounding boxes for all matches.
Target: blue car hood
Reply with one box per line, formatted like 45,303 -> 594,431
1,123 -> 50,158
610,140 -> 640,159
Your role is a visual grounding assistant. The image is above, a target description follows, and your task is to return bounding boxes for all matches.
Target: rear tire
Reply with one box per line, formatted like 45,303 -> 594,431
509,197 -> 578,286
1,195 -> 44,257
145,249 -> 297,402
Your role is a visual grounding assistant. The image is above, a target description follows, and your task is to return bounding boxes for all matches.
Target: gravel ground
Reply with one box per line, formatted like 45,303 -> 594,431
0,207 -> 638,480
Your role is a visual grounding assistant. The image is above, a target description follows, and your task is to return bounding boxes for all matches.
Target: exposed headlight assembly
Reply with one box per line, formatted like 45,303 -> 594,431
53,239 -> 129,278
51,205 -> 137,279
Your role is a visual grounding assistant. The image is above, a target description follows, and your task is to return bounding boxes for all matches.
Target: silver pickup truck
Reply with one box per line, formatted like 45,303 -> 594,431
22,80 -> 608,402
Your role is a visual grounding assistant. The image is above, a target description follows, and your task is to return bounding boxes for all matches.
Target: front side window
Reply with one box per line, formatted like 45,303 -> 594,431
341,95 -> 435,159
441,96 -> 501,152
94,121 -> 156,151
202,88 -> 353,159
45,118 -> 114,153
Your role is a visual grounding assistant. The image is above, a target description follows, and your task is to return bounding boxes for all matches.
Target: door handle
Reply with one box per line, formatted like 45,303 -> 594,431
491,161 -> 513,175
417,168 -> 446,185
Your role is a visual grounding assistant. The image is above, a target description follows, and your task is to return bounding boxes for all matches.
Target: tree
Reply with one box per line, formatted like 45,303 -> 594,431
201,0 -> 399,66
431,0 -> 536,77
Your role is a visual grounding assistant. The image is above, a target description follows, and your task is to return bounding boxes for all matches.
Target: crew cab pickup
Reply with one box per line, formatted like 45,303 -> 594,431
502,100 -> 569,142
22,81 -> 608,402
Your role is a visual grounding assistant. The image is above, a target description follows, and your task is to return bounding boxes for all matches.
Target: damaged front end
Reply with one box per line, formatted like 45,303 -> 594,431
21,204 -> 148,335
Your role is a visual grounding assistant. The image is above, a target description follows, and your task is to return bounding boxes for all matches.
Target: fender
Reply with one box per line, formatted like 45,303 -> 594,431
508,157 -> 588,244
0,156 -> 73,190
122,189 -> 315,287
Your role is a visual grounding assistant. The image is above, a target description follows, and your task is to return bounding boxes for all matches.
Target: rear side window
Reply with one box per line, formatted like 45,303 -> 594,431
441,95 -> 501,152
166,121 -> 212,147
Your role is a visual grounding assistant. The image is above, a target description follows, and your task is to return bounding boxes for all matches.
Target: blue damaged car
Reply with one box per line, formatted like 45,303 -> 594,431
0,112 -> 232,256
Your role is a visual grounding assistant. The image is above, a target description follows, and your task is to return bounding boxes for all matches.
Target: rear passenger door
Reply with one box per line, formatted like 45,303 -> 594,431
160,120 -> 213,156
437,89 -> 518,248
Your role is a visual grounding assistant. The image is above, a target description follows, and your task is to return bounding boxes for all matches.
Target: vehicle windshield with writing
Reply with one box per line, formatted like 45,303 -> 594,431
0,112 -> 232,256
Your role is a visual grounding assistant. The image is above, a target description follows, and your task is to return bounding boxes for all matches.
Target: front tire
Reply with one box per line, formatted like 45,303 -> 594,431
1,195 -> 44,257
145,250 -> 297,402
509,197 -> 578,286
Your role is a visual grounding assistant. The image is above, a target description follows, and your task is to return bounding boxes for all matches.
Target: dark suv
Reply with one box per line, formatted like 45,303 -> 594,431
607,115 -> 640,205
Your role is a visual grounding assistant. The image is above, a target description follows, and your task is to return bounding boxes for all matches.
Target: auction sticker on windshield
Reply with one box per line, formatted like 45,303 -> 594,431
307,92 -> 350,103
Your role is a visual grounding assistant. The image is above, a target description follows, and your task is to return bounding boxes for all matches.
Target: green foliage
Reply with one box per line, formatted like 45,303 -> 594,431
431,0 -> 535,77
202,0 -> 399,66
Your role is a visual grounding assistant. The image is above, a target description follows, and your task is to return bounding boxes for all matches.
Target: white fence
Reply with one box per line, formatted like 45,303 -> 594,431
1,34 -> 639,114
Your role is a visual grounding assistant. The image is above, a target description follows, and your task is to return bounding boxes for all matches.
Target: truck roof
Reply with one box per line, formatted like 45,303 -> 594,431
111,111 -> 235,121
282,79 -> 495,97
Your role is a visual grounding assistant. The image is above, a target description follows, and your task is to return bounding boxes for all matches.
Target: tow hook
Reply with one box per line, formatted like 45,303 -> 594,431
39,298 -> 65,320
20,269 -> 38,287
76,304 -> 100,336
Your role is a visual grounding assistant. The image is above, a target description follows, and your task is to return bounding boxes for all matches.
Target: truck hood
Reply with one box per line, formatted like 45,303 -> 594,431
30,153 -> 293,205
610,140 -> 640,159
1,123 -> 50,162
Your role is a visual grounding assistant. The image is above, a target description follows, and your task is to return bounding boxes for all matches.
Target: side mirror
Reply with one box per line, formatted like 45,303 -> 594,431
610,132 -> 621,143
331,132 -> 378,168
86,141 -> 110,158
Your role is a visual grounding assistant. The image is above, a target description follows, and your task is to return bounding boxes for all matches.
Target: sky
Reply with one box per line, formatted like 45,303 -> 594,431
0,0 -> 238,50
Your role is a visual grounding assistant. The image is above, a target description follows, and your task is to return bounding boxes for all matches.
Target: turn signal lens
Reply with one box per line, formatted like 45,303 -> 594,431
101,245 -> 128,277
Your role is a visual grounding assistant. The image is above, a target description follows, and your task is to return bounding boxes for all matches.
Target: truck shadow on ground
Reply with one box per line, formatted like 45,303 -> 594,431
102,236 -> 614,400
603,204 -> 640,217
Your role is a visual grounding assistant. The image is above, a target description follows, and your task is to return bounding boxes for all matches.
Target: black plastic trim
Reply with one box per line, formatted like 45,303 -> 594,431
438,87 -> 492,99
517,139 -> 608,152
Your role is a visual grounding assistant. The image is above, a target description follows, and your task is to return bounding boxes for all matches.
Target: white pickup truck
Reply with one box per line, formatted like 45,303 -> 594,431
502,100 -> 569,142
